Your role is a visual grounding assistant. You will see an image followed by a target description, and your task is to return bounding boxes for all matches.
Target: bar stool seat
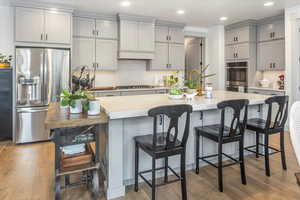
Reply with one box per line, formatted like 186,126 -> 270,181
134,132 -> 183,154
247,118 -> 282,134
195,124 -> 239,143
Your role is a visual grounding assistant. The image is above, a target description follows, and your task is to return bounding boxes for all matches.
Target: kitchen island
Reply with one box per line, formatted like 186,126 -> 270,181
98,90 -> 272,199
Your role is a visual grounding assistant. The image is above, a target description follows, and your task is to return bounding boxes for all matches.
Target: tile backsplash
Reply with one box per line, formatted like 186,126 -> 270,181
93,60 -> 184,87
255,70 -> 285,89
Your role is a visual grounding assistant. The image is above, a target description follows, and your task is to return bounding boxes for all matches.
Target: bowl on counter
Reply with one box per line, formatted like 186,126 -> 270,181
168,94 -> 184,100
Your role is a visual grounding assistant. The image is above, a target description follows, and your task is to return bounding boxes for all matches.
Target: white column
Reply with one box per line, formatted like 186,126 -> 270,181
106,119 -> 125,199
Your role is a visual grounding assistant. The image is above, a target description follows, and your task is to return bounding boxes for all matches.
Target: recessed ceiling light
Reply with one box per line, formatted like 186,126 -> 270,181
220,17 -> 228,21
177,10 -> 185,15
264,1 -> 274,7
121,1 -> 131,7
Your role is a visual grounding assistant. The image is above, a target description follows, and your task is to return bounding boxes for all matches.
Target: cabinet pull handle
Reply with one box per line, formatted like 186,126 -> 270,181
169,36 -> 171,41
97,30 -> 99,36
40,33 -> 43,40
45,34 -> 48,41
166,35 -> 169,41
270,32 -> 273,38
273,32 -> 275,38
270,63 -> 272,68
273,63 -> 276,68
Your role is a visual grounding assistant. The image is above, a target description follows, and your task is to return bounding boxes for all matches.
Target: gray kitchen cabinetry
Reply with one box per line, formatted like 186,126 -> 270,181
226,43 -> 250,60
94,91 -> 121,97
93,89 -> 167,97
148,21 -> 185,70
15,7 -> 72,44
257,40 -> 285,71
225,25 -> 256,45
72,16 -> 118,70
258,19 -> 284,42
248,88 -> 285,95
120,90 -> 156,96
118,14 -> 155,59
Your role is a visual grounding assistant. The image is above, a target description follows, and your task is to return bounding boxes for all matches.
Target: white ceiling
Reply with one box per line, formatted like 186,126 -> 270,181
12,0 -> 300,27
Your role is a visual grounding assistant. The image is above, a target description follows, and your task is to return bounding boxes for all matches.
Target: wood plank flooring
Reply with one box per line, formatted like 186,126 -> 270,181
0,133 -> 299,200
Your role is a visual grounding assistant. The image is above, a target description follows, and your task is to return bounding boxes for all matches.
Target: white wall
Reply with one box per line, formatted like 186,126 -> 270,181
205,25 -> 225,90
285,5 -> 300,105
0,5 -> 14,56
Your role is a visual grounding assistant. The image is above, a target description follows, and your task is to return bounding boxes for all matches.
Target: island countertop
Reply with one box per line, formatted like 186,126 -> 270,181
97,90 -> 271,120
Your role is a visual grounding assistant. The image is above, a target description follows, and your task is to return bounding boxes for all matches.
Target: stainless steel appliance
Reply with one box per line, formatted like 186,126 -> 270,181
15,48 -> 70,143
226,62 -> 248,92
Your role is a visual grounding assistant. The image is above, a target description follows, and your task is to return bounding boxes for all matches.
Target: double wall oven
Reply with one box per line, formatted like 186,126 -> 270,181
226,61 -> 248,92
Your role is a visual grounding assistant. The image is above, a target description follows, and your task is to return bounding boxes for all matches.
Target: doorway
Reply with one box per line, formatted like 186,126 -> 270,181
184,36 -> 205,81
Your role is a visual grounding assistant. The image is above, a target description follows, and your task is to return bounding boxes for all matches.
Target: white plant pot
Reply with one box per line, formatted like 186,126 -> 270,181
88,100 -> 101,116
69,99 -> 82,114
186,88 -> 197,94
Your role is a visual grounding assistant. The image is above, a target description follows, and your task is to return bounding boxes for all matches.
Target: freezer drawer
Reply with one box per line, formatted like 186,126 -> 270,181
16,107 -> 49,144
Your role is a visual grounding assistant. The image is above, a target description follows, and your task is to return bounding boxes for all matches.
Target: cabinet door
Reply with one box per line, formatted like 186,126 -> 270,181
155,26 -> 169,42
236,43 -> 249,59
225,29 -> 235,45
272,40 -> 285,70
96,20 -> 118,39
72,38 -> 95,69
119,20 -> 139,51
44,11 -> 71,44
169,27 -> 184,44
258,20 -> 284,42
257,42 -> 273,70
236,26 -> 250,43
138,22 -> 155,52
273,20 -> 285,40
73,17 -> 95,38
15,7 -> 44,43
96,39 -> 118,71
225,45 -> 236,60
169,44 -> 184,70
151,43 -> 169,70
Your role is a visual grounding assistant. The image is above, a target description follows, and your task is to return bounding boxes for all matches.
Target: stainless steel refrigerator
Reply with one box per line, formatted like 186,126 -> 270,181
15,47 -> 70,143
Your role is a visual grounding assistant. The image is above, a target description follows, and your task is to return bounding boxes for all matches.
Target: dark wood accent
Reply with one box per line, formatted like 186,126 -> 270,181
296,173 -> 300,186
61,144 -> 93,169
45,103 -> 108,129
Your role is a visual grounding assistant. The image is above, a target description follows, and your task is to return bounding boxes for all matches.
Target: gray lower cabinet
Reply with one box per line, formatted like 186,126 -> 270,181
248,88 -> 285,95
120,90 -> 156,96
93,89 -> 167,97
94,91 -> 121,97
257,39 -> 285,71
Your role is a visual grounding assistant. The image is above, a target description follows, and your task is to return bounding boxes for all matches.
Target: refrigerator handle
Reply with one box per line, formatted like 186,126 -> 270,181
43,49 -> 53,105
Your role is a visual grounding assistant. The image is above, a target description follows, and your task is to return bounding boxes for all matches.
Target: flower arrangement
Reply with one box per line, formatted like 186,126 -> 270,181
0,53 -> 12,68
166,71 -> 183,96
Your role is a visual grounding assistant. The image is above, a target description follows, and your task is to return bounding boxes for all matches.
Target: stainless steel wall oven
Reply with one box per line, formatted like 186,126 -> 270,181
226,62 -> 248,92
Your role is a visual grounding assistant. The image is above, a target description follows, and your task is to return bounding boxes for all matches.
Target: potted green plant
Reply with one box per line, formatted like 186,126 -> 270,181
60,90 -> 85,114
82,92 -> 101,115
0,54 -> 12,68
166,71 -> 184,99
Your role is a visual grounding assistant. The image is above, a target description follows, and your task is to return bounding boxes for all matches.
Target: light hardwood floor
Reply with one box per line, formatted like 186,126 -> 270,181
0,133 -> 300,200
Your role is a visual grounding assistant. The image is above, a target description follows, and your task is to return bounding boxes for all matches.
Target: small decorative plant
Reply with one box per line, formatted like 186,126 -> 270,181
190,65 -> 216,95
0,53 -> 12,68
81,92 -> 96,112
61,90 -> 86,108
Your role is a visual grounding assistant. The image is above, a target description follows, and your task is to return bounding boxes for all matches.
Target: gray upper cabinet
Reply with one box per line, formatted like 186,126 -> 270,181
257,40 -> 285,71
155,25 -> 184,44
96,20 -> 118,39
72,16 -> 118,71
169,43 -> 184,69
15,7 -> 72,44
155,26 -> 169,42
73,17 -> 95,38
258,19 -> 284,42
225,43 -> 249,60
225,26 -> 255,45
95,39 -> 118,70
150,43 -> 169,70
118,14 -> 155,59
169,27 -> 184,44
73,17 -> 118,39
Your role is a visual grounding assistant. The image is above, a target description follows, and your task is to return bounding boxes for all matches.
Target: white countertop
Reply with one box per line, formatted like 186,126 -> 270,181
91,86 -> 168,93
97,90 -> 271,119
248,87 -> 285,92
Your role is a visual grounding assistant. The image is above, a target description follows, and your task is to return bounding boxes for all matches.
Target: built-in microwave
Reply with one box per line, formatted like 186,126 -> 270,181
226,62 -> 248,92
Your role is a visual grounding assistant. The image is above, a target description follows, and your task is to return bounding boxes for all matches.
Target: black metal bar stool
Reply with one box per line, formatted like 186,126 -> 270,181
195,99 -> 249,192
244,95 -> 289,177
134,104 -> 193,200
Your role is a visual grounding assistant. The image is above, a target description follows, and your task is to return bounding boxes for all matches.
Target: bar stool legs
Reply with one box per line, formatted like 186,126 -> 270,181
134,142 -> 139,192
217,143 -> 223,192
164,157 -> 168,183
256,132 -> 259,158
195,134 -> 200,174
264,134 -> 271,177
280,131 -> 287,170
239,139 -> 247,185
180,152 -> 187,200
151,158 -> 156,200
